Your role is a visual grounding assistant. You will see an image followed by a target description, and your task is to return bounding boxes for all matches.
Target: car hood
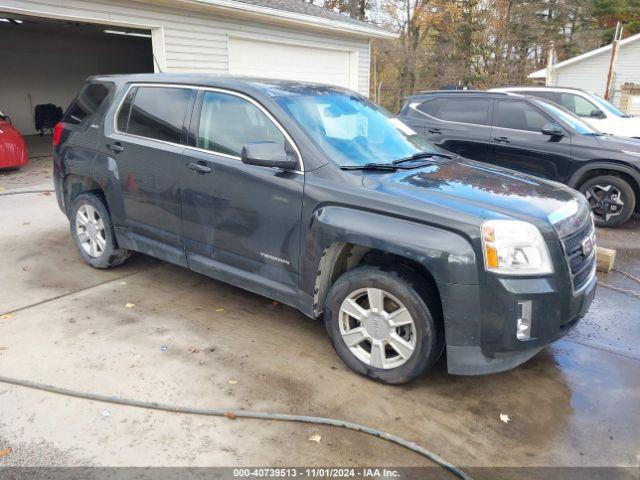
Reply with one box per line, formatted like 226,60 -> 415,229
597,116 -> 640,138
361,158 -> 583,234
592,133 -> 640,152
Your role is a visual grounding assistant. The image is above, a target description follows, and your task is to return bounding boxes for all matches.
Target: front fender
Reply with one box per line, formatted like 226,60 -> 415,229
300,205 -> 479,298
567,161 -> 640,189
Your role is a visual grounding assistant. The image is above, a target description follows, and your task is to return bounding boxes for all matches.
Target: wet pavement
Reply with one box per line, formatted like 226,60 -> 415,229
0,160 -> 638,477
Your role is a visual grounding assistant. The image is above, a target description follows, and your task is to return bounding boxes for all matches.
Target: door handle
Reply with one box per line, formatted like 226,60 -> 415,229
493,136 -> 511,144
107,142 -> 124,153
428,128 -> 442,134
187,161 -> 212,174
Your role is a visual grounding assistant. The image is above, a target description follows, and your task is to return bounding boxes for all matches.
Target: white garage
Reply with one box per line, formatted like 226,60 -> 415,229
0,0 -> 393,140
229,37 -> 356,89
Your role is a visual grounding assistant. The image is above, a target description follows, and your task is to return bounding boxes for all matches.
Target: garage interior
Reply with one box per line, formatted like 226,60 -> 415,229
0,12 -> 154,152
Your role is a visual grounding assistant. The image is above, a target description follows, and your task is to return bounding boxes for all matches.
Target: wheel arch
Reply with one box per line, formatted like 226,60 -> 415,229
63,174 -> 106,215
306,206 -> 479,319
568,162 -> 640,210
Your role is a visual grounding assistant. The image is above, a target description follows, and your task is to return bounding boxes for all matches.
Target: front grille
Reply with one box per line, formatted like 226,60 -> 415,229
561,221 -> 596,292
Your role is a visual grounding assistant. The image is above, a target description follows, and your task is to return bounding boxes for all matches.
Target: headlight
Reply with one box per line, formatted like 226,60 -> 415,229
481,220 -> 553,275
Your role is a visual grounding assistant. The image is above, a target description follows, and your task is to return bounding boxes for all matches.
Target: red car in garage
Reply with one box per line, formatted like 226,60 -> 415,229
0,110 -> 28,169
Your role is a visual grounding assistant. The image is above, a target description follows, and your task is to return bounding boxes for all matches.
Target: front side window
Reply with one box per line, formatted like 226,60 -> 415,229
124,86 -> 193,144
197,91 -> 285,157
276,91 -> 435,166
64,82 -> 112,125
559,93 -> 599,117
534,99 -> 598,135
494,100 -> 548,132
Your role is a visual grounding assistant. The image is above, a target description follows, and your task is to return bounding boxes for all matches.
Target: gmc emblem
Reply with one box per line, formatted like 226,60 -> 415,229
581,233 -> 596,257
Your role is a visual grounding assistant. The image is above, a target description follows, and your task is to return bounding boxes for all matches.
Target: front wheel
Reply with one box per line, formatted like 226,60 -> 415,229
323,265 -> 443,384
579,175 -> 636,228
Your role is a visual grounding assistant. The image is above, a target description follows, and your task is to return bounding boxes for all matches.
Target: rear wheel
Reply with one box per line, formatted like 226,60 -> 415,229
578,175 -> 635,228
323,265 -> 443,384
69,193 -> 131,269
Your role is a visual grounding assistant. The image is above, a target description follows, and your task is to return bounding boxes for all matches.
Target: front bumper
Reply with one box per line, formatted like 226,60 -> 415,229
439,264 -> 597,375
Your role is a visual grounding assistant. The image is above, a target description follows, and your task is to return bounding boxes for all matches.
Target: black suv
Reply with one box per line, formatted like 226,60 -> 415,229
54,75 -> 596,384
398,91 -> 640,227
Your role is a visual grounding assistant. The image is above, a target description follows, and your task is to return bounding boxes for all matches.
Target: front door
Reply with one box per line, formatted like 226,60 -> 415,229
489,99 -> 573,181
180,89 -> 304,299
102,85 -> 195,264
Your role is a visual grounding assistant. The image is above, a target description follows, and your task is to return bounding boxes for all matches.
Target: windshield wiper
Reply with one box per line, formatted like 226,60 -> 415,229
392,151 -> 453,164
340,162 -> 400,171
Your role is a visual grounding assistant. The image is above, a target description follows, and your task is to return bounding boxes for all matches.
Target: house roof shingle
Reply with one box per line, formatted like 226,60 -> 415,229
234,0 -> 389,33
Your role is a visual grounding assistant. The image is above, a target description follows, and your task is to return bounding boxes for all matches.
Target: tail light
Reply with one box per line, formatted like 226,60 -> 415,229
52,122 -> 64,146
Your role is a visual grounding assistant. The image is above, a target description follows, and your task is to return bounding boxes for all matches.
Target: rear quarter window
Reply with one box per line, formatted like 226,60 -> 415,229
63,82 -> 113,126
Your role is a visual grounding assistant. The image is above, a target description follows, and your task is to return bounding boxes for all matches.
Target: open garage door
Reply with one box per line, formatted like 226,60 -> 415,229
0,13 -> 154,139
228,37 -> 356,90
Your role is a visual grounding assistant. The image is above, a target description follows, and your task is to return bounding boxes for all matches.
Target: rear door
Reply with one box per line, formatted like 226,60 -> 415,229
179,89 -> 304,299
101,84 -> 196,265
489,99 -> 572,181
408,96 -> 492,161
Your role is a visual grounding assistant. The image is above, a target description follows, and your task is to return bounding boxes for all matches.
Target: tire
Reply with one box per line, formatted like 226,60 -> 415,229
578,175 -> 636,228
323,264 -> 443,384
69,192 -> 131,269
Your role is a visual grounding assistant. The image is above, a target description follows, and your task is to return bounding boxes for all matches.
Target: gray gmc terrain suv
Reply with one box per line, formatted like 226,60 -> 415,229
53,74 -> 596,384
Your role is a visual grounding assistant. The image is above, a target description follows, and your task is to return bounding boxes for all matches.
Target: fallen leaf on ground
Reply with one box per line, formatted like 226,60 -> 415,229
224,412 -> 237,420
215,308 -> 225,312
41,191 -> 52,196
0,447 -> 11,458
22,265 -> 32,271
0,314 -> 14,320
188,347 -> 200,354
125,303 -> 135,308
308,434 -> 321,443
228,379 -> 238,385
499,413 -> 511,424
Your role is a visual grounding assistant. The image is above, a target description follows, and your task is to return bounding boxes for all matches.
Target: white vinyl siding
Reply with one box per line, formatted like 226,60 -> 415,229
551,40 -> 640,105
0,0 -> 371,96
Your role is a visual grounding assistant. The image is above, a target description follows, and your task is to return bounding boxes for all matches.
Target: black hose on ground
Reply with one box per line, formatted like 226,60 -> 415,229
0,374 -> 474,480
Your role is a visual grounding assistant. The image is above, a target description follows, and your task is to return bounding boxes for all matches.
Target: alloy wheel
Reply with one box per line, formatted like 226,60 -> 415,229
339,287 -> 417,369
75,204 -> 107,258
585,184 -> 624,223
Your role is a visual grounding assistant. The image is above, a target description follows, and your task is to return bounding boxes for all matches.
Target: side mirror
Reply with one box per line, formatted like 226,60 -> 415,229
0,110 -> 9,123
590,109 -> 605,119
241,141 -> 298,170
541,122 -> 564,137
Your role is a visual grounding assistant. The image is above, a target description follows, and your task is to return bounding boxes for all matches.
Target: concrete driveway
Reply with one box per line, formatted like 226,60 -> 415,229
1,156 -> 639,477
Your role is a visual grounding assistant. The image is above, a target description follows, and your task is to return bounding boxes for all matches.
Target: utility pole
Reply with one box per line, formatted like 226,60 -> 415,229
545,41 -> 556,86
605,22 -> 623,101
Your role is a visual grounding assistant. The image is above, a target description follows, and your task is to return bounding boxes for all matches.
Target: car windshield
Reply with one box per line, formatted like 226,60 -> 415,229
590,94 -> 628,117
534,99 -> 600,135
274,91 -> 437,166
